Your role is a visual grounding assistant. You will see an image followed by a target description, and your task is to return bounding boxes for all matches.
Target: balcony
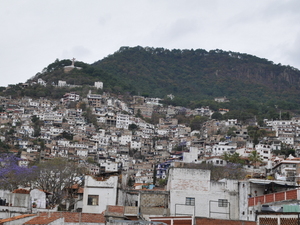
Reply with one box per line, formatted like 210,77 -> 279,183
248,189 -> 299,207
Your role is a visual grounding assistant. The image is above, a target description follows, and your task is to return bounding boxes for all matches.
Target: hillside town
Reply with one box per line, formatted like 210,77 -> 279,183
1,79 -> 300,225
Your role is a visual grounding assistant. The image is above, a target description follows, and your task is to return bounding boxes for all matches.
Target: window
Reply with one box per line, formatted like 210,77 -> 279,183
87,195 -> 99,206
186,197 -> 195,206
218,199 -> 228,207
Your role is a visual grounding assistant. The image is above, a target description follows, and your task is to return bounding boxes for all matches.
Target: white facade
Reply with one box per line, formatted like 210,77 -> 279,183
156,129 -> 168,136
30,189 -> 47,209
278,135 -> 294,145
206,157 -> 227,166
63,93 -> 80,102
212,142 -> 237,156
37,78 -> 47,86
94,81 -> 103,89
120,134 -> 132,145
266,120 -> 292,127
82,175 -> 118,213
256,144 -> 273,162
167,167 -> 239,220
58,80 -> 67,87
130,141 -> 141,149
76,149 -> 88,157
225,119 -> 237,126
182,147 -> 198,163
100,161 -> 119,172
116,113 -> 129,130
29,100 -> 40,107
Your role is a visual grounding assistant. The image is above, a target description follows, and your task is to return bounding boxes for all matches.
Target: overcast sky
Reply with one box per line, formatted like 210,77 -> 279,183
1,0 -> 300,87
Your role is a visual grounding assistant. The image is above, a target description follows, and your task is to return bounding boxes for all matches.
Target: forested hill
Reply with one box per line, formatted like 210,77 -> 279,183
92,46 -> 300,107
3,46 -> 300,112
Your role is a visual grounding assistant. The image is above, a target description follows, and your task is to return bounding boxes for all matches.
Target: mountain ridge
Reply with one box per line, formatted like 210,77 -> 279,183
2,46 -> 300,113
91,46 -> 300,104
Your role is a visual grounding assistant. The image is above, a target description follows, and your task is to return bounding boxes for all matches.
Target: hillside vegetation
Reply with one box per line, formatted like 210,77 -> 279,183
2,46 -> 300,119
93,46 -> 300,107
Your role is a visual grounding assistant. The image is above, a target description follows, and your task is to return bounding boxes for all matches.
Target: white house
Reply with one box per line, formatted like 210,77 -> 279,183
211,142 -> 237,156
130,140 -> 141,149
182,147 -> 198,163
82,175 -> 118,213
167,167 -> 239,220
116,113 -> 129,130
120,134 -> 132,145
205,156 -> 227,166
58,80 -> 67,87
99,161 -> 119,172
256,143 -> 272,162
94,81 -> 103,89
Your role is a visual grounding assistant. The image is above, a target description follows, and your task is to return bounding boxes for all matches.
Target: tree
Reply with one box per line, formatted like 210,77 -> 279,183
60,131 -> 74,140
34,158 -> 86,206
82,107 -> 98,128
127,177 -> 135,187
158,178 -> 167,186
248,150 -> 263,169
153,165 -> 157,185
211,112 -> 223,120
136,109 -> 143,118
223,152 -> 245,165
128,124 -> 138,131
190,116 -> 208,131
247,126 -> 260,146
248,150 -> 263,178
280,143 -> 295,157
0,140 -> 10,153
77,101 -> 87,111
223,162 -> 246,180
0,154 -> 38,191
31,115 -> 41,137
128,124 -> 139,134
227,127 -> 237,137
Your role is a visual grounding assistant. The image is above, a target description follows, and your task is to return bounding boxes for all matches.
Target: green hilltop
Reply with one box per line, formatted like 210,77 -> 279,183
2,46 -> 300,118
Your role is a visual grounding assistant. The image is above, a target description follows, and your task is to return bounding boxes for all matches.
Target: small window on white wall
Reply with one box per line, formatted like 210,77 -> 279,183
218,199 -> 228,207
88,195 -> 99,205
185,197 -> 195,206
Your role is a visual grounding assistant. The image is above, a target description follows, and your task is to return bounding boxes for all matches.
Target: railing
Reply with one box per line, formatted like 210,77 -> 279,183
248,189 -> 299,206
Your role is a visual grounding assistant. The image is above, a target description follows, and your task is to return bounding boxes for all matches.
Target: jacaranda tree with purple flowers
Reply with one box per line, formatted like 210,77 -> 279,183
0,153 -> 38,191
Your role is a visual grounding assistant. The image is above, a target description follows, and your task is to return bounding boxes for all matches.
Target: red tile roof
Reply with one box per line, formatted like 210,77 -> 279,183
24,212 -> 105,224
12,188 -> 30,194
0,214 -> 35,223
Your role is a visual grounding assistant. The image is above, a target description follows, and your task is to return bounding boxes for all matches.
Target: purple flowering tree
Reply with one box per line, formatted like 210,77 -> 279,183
0,154 -> 38,191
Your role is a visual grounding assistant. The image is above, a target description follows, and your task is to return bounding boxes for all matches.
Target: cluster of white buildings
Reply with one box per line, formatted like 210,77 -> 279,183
3,85 -> 300,223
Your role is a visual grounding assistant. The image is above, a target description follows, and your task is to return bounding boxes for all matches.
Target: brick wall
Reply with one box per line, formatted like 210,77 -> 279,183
195,217 -> 256,225
248,189 -> 299,206
265,193 -> 275,203
286,190 -> 297,200
275,192 -> 285,201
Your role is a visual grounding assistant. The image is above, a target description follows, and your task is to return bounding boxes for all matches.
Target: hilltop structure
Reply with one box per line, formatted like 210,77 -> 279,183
64,58 -> 82,73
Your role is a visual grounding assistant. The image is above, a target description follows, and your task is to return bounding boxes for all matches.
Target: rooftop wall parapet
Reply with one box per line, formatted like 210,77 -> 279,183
248,189 -> 299,206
